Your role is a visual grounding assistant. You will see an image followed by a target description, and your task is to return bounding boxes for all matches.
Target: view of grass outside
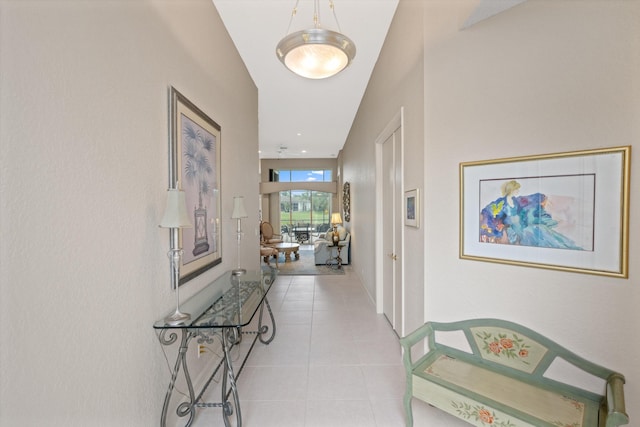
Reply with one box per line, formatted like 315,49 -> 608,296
280,190 -> 332,235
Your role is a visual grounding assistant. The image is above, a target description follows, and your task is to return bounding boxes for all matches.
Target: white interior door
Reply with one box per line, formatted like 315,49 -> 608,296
392,131 -> 403,334
382,134 -> 394,324
381,126 -> 403,334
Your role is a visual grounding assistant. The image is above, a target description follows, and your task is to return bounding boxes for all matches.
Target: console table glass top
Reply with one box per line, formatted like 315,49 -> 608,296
153,268 -> 276,330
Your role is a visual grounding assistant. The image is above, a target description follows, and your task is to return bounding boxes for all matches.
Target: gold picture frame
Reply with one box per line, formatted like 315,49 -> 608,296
460,146 -> 630,278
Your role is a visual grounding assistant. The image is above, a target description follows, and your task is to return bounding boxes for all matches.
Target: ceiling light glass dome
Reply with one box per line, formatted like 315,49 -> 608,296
276,28 -> 356,79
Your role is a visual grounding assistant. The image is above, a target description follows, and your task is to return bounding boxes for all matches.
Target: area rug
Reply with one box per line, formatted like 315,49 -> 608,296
275,249 -> 345,275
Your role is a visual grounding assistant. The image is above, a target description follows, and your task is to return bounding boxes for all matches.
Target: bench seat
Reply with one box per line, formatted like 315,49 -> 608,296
400,319 -> 628,427
415,353 -> 599,426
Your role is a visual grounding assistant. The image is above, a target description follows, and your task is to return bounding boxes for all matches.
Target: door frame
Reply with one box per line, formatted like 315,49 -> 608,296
375,108 -> 405,333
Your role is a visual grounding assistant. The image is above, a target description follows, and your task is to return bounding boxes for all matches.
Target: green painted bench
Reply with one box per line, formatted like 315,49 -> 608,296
400,319 -> 628,427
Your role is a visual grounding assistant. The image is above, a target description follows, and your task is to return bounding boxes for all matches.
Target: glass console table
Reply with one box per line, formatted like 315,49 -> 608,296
153,267 -> 277,427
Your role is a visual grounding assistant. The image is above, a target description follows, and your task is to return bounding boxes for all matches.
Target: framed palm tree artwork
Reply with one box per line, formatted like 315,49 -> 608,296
168,86 -> 222,285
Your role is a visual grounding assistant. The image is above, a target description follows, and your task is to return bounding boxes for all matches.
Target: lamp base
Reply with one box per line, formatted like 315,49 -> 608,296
165,310 -> 191,325
232,268 -> 246,276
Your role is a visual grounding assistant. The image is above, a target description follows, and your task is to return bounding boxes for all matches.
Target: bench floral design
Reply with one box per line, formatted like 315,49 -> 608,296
452,401 -> 517,427
476,330 -> 531,365
451,398 -> 583,427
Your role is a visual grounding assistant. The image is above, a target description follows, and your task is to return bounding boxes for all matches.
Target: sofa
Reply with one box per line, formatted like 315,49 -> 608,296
314,226 -> 350,265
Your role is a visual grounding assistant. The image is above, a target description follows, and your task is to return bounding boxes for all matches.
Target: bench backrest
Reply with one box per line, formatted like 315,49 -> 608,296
428,318 -> 619,401
469,324 -> 548,374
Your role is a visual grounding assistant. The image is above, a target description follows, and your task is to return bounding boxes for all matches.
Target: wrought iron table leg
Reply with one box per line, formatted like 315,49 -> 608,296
259,297 -> 277,344
221,329 -> 241,427
159,329 -> 196,427
325,245 -> 343,269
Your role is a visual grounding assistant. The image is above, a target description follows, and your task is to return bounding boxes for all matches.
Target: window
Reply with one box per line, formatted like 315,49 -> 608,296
272,169 -> 332,182
279,190 -> 332,237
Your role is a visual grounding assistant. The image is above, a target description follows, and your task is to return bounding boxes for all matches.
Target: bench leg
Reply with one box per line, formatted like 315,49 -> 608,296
404,391 -> 414,427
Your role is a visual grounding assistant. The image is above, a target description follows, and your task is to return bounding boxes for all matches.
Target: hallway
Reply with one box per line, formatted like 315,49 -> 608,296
197,268 -> 466,426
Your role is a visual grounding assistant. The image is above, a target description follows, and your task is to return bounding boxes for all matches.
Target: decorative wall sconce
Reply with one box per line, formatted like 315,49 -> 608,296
343,181 -> 350,222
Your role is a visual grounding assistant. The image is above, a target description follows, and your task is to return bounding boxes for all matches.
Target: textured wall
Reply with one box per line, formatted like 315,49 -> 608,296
0,1 -> 258,425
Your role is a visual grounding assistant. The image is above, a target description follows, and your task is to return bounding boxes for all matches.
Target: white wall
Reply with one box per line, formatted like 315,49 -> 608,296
342,0 -> 426,335
0,1 -> 258,425
344,0 -> 640,417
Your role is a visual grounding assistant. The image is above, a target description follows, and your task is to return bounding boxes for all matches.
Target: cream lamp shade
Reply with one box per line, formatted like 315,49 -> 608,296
160,188 -> 192,228
231,196 -> 248,219
331,212 -> 343,226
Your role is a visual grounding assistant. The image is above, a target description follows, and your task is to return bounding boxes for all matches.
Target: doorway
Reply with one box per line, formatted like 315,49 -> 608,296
375,108 -> 404,336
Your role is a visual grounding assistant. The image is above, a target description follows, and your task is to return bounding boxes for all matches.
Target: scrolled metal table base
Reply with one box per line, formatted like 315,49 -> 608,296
158,297 -> 275,427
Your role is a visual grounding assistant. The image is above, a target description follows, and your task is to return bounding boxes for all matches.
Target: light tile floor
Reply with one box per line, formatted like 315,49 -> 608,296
195,267 -> 468,426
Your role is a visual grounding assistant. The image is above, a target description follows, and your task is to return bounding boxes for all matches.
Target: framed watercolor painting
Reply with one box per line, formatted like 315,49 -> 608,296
168,86 -> 222,285
460,146 -> 630,278
405,189 -> 420,228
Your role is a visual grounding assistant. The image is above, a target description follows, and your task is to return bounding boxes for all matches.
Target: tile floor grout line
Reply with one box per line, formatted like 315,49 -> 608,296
303,275 -> 319,426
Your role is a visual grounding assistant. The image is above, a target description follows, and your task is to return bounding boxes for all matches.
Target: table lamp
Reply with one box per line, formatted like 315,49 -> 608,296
160,186 -> 193,325
330,212 -> 343,245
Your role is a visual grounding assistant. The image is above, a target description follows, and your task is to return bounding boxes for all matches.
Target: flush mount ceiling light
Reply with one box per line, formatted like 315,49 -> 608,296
276,0 -> 356,79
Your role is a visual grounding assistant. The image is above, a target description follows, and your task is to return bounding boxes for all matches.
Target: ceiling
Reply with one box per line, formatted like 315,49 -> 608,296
212,0 -> 526,160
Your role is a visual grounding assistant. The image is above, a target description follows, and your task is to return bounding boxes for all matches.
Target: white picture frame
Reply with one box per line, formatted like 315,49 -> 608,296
405,189 -> 420,228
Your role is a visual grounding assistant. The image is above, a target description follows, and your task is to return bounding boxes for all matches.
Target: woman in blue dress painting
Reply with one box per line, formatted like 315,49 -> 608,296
480,180 -> 582,250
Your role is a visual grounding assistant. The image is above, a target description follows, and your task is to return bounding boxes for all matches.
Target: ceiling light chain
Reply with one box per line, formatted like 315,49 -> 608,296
285,0 -> 301,36
313,0 -> 320,27
328,0 -> 343,33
